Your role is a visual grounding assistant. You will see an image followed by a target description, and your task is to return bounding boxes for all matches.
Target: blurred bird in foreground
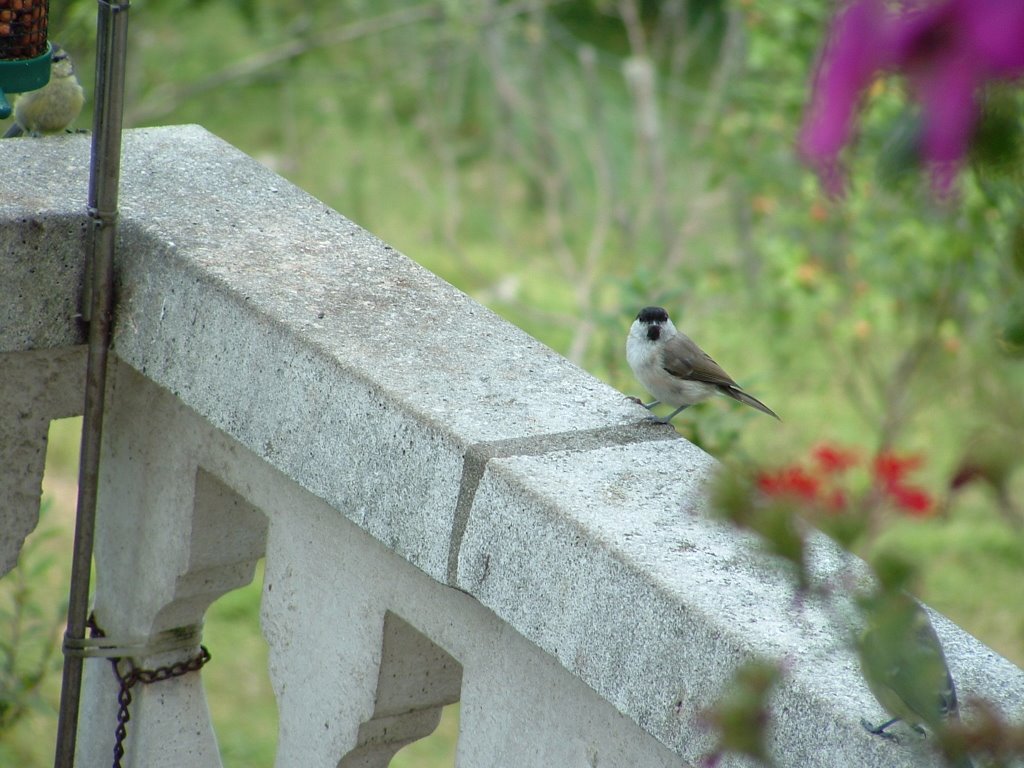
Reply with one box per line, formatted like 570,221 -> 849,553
4,44 -> 84,138
857,591 -> 974,768
626,306 -> 779,423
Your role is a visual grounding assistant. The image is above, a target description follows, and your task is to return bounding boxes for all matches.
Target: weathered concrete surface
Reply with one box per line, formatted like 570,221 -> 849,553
0,346 -> 85,575
77,362 -> 684,768
0,126 -> 660,585
1,154 -> 89,575
2,127 -> 1022,768
460,444 -> 1024,766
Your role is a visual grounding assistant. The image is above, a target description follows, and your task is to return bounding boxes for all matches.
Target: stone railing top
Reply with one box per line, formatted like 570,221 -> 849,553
2,126 -> 1022,767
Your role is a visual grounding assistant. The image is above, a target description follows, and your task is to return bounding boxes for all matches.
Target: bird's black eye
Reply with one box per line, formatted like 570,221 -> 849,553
646,325 -> 661,341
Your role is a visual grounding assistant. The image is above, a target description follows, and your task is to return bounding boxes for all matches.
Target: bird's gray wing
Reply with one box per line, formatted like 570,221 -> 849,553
661,333 -> 738,387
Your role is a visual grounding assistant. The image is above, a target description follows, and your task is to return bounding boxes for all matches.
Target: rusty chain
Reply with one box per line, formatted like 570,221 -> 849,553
87,614 -> 211,768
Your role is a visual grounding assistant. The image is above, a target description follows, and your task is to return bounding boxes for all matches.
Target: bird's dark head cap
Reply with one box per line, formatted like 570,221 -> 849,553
637,306 -> 670,324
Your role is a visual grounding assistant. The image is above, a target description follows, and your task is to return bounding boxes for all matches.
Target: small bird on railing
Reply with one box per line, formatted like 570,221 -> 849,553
857,591 -> 974,768
4,44 -> 85,138
626,306 -> 779,423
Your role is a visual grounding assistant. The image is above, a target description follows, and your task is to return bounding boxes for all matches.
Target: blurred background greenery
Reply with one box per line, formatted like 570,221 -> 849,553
2,0 -> 1022,765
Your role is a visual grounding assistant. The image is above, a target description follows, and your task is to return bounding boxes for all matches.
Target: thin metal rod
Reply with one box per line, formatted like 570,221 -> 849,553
53,2 -> 131,767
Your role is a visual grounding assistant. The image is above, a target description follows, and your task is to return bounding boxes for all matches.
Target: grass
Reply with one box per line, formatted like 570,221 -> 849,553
874,502 -> 1024,664
3,3 -> 1022,763
203,565 -> 278,767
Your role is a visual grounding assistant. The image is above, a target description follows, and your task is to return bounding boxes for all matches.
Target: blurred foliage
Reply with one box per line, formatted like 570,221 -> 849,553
3,0 -> 1022,765
709,445 -> 1024,767
0,502 -> 66,765
700,659 -> 781,768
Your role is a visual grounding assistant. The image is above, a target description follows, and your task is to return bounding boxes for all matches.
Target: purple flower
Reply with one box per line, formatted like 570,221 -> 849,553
799,0 -> 889,196
799,0 -> 1024,197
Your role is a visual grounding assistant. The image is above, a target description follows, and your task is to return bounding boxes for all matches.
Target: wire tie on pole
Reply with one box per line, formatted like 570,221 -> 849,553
65,620 -> 204,659
87,204 -> 119,225
99,0 -> 132,13
83,614 -> 211,768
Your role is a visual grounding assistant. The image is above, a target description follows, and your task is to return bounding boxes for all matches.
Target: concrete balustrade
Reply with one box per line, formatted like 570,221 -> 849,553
2,126 -> 1022,767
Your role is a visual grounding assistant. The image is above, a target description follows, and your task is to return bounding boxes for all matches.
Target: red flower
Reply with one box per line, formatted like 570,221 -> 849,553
872,452 -> 924,490
889,485 -> 934,516
754,446 -> 935,523
872,451 -> 934,516
824,487 -> 849,514
757,466 -> 821,503
811,444 -> 859,474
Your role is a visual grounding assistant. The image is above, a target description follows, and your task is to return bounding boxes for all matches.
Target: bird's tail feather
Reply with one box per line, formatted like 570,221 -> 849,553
724,387 -> 780,420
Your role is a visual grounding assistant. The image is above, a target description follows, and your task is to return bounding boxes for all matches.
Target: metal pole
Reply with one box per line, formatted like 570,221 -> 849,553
53,2 -> 131,766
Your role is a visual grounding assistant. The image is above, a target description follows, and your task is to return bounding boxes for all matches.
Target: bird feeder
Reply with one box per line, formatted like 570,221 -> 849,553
0,0 -> 52,118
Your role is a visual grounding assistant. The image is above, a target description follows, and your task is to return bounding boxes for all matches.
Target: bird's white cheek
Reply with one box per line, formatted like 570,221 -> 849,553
625,335 -> 647,371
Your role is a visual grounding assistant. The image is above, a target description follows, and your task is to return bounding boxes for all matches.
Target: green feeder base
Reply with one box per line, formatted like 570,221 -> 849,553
0,43 -> 54,119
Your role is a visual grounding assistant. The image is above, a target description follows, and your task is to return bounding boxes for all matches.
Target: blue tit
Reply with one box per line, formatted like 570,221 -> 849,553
857,591 -> 974,768
4,44 -> 85,138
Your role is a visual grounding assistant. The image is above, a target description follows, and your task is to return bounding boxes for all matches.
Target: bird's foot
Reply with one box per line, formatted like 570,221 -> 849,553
861,718 -> 901,742
626,396 -> 661,410
642,415 -> 672,426
656,404 -> 690,423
